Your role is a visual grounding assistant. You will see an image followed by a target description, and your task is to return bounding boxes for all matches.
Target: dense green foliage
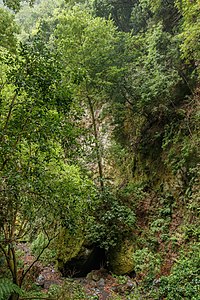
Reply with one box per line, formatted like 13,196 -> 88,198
0,8 -> 18,52
158,242 -> 200,299
0,0 -> 199,299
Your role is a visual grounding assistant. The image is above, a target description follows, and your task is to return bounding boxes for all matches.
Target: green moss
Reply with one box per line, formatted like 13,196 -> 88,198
108,239 -> 135,275
56,228 -> 85,264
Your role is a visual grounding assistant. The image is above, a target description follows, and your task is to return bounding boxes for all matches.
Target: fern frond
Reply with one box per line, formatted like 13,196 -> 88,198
0,278 -> 22,300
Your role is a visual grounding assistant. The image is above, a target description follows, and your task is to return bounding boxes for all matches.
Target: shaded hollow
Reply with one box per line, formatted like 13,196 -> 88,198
60,246 -> 106,278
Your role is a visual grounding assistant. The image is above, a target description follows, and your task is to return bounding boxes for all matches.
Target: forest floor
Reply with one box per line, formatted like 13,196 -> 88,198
17,243 -> 139,300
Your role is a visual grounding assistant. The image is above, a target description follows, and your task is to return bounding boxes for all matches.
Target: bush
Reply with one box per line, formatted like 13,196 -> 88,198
133,248 -> 161,285
86,189 -> 136,250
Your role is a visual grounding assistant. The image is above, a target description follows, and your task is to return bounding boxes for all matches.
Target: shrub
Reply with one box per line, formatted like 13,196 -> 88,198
86,189 -> 136,250
133,248 -> 161,285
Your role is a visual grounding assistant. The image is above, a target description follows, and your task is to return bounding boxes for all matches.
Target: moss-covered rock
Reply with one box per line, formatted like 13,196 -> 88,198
55,228 -> 85,270
108,240 -> 135,275
56,228 -> 107,277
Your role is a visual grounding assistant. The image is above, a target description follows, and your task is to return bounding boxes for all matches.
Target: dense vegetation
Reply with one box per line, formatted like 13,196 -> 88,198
0,0 -> 199,299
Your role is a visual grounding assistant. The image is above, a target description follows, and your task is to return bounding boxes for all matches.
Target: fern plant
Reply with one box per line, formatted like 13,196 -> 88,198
0,278 -> 23,300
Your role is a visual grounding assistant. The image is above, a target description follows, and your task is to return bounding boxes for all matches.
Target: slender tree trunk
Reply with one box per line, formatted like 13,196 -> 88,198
87,95 -> 104,191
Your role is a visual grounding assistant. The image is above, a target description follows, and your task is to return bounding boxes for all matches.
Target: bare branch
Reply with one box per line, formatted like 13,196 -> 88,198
20,232 -> 59,286
1,92 -> 18,136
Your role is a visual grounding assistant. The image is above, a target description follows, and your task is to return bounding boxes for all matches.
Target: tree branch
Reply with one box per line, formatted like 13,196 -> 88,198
1,92 -> 18,136
20,232 -> 59,286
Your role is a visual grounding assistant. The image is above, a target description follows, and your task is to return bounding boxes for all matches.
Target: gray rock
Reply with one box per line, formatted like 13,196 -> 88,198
98,278 -> 105,287
36,274 -> 45,286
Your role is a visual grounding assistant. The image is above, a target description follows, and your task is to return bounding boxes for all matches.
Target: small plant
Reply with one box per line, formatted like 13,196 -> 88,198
113,274 -> 128,285
48,284 -> 61,298
133,248 -> 161,285
56,279 -> 88,300
108,293 -> 123,300
183,224 -> 200,242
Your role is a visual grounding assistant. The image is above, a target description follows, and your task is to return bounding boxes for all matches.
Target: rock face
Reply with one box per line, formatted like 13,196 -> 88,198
108,240 -> 135,275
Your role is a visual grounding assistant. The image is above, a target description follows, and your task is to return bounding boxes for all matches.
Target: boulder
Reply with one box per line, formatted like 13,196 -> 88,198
108,240 -> 135,275
56,228 -> 85,272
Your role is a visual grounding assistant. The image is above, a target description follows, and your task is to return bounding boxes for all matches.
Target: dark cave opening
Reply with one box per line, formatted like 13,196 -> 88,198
60,246 -> 107,278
